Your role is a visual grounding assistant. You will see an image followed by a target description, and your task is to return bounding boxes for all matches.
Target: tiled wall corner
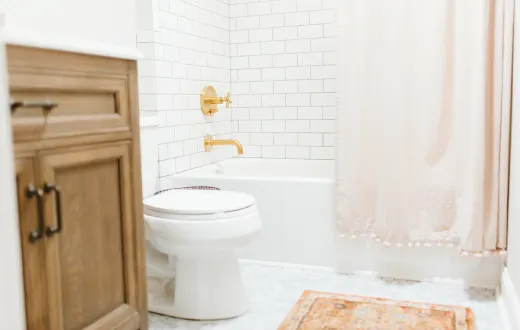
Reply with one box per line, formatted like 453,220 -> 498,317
137,0 -> 337,184
137,0 -> 234,190
229,0 -> 337,160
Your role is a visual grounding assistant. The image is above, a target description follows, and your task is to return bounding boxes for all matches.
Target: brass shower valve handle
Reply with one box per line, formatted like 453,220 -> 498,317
221,92 -> 232,108
200,85 -> 232,116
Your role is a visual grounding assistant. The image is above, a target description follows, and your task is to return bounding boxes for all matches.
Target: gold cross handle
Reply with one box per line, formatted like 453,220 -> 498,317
200,86 -> 232,116
222,92 -> 232,108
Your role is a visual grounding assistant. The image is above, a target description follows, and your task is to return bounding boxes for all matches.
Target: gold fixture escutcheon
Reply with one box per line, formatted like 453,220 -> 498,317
200,85 -> 232,116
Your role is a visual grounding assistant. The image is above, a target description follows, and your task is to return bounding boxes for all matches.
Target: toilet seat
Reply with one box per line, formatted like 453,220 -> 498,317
143,189 -> 256,220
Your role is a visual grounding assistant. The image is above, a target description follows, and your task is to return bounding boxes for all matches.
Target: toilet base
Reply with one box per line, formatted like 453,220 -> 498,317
148,250 -> 250,320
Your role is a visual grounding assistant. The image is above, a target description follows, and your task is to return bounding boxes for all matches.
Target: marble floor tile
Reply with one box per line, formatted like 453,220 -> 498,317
149,262 -> 504,329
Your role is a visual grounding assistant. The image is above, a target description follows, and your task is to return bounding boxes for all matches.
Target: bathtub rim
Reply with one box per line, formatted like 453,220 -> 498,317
173,158 -> 335,183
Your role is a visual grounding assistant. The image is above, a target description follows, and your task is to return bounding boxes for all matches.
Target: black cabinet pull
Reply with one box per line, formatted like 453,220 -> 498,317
43,182 -> 63,236
10,99 -> 58,113
27,185 -> 44,243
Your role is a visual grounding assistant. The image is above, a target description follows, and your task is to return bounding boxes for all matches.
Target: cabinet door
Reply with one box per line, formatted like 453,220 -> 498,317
15,157 -> 49,330
39,142 -> 144,330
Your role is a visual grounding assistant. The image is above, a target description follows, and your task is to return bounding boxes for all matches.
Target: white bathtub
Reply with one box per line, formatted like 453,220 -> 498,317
172,159 -> 336,267
171,159 -> 505,287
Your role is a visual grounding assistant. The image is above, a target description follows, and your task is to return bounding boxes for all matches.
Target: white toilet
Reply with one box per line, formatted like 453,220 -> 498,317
140,122 -> 262,320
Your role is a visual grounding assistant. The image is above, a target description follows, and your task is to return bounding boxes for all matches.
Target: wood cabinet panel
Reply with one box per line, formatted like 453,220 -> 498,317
39,143 -> 142,330
7,45 -> 133,142
11,90 -> 117,117
15,157 -> 49,330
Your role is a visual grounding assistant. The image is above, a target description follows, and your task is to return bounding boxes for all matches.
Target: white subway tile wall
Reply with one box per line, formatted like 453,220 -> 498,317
137,0 -> 337,185
137,0 -> 235,190
230,0 -> 336,159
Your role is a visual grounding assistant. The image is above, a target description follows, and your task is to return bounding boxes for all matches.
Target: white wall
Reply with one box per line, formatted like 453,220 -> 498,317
230,0 -> 336,159
2,0 -> 137,49
0,37 -> 26,330
137,0 -> 235,191
507,0 -> 520,302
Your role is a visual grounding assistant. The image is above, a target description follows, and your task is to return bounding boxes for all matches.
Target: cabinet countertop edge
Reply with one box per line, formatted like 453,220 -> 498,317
2,28 -> 143,60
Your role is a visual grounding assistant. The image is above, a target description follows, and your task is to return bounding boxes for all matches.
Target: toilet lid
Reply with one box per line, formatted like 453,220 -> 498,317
143,189 -> 256,216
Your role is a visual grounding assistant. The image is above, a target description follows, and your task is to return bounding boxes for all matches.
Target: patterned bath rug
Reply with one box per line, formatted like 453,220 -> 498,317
278,290 -> 475,329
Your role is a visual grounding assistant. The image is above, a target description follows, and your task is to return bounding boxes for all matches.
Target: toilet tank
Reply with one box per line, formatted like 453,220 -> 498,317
139,116 -> 159,198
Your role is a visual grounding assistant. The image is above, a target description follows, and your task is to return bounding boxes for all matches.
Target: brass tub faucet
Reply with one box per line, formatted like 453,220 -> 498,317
204,135 -> 243,155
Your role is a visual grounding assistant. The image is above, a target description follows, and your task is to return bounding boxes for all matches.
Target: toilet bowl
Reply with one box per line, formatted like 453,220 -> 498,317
144,189 -> 262,320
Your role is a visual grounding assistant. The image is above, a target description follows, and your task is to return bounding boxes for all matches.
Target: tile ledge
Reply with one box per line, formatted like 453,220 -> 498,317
140,116 -> 159,128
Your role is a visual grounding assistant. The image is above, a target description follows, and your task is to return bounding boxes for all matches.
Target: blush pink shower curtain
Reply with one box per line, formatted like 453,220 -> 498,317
336,0 -> 514,254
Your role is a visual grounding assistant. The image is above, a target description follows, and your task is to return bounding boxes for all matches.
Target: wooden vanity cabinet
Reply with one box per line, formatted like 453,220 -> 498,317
9,45 -> 148,330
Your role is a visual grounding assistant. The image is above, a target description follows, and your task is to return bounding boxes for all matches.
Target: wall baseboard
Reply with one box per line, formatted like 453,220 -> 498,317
240,259 -> 480,287
499,267 -> 520,330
